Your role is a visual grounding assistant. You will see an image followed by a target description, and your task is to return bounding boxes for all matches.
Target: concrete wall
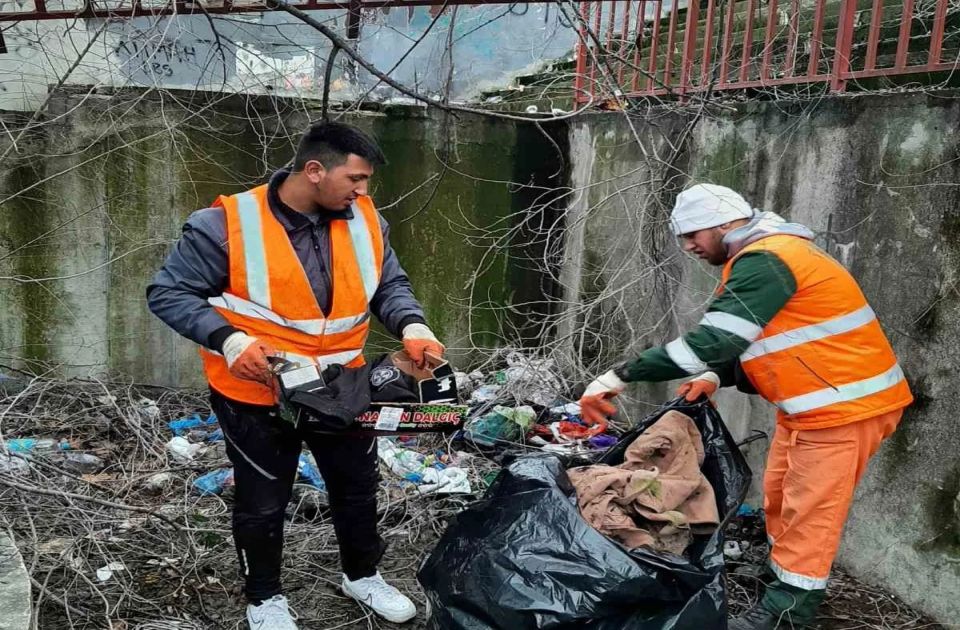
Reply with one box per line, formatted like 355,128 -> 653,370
0,92 -> 560,386
563,92 -> 960,624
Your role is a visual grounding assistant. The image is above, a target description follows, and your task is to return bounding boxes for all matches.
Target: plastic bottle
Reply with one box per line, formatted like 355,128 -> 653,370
6,438 -> 71,453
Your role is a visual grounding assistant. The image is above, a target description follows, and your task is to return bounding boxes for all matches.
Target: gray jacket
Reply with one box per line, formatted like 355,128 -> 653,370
147,170 -> 426,352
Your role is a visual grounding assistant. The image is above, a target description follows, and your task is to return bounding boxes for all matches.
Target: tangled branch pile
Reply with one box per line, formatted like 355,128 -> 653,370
0,374 -> 496,629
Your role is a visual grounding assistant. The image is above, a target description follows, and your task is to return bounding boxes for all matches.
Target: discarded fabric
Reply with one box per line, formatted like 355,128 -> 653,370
419,398 -> 751,629
567,411 -> 719,555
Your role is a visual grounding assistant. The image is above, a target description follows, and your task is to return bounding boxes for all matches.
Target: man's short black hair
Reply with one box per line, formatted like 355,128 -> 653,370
292,122 -> 386,171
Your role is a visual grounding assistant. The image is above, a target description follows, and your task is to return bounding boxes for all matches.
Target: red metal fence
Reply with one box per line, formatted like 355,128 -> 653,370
573,0 -> 960,101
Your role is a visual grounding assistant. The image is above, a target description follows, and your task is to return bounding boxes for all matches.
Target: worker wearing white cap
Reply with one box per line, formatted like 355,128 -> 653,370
579,183 -> 912,629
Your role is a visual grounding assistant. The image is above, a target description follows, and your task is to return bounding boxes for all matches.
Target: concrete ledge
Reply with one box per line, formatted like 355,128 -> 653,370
0,532 -> 31,630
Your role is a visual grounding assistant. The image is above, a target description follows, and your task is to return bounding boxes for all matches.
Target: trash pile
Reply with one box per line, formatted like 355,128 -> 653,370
0,373 -> 495,629
0,363 -> 940,630
456,351 -> 620,458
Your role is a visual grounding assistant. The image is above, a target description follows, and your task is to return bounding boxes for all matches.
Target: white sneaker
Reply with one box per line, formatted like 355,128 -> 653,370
341,572 -> 417,623
246,594 -> 298,630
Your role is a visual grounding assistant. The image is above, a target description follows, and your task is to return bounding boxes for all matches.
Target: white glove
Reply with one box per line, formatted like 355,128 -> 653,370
221,331 -> 277,385
401,323 -> 445,367
221,331 -> 257,368
583,370 -> 627,397
401,323 -> 440,342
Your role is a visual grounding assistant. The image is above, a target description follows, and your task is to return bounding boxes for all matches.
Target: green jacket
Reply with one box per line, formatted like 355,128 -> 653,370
614,213 -> 816,387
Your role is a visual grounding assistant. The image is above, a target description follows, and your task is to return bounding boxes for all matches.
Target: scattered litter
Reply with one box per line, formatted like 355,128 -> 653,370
6,438 -> 72,453
297,453 -> 326,490
378,438 -> 472,495
468,383 -> 501,404
137,398 -> 161,420
499,352 -> 564,407
201,441 -> 227,462
454,371 -> 485,399
192,468 -> 234,496
63,453 -> 105,474
144,472 -> 175,495
167,413 -> 218,436
724,540 -> 744,560
166,436 -> 204,462
96,562 -> 126,582
0,374 -> 937,630
0,454 -> 29,474
525,105 -> 538,113
464,405 -> 535,447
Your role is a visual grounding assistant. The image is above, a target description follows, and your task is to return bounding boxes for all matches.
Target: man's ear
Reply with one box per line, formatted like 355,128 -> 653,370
303,159 -> 326,184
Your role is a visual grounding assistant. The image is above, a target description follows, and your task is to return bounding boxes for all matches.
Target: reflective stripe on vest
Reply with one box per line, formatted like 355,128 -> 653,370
346,204 -> 379,302
776,363 -> 905,415
202,185 -> 383,406
742,304 -> 877,361
233,191 -> 379,306
236,192 -> 271,309
717,234 -> 911,428
208,292 -> 369,336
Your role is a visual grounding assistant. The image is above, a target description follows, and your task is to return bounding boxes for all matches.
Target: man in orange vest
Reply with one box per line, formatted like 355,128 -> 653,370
148,122 -> 443,629
579,184 -> 912,629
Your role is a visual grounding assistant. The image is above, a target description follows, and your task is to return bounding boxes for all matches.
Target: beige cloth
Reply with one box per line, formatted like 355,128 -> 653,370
567,410 -> 720,555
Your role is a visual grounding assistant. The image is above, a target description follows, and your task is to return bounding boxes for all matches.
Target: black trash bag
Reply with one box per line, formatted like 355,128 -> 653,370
418,398 -> 751,630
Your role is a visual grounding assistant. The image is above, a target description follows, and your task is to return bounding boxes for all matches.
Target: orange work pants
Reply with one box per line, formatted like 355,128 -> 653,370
763,409 -> 903,590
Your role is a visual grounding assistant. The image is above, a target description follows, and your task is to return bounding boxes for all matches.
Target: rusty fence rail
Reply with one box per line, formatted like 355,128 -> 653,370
573,0 -> 960,101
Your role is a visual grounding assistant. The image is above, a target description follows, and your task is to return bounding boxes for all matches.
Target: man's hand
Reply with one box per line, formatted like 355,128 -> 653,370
579,370 -> 627,425
402,323 -> 445,368
677,371 -> 720,402
222,332 -> 277,386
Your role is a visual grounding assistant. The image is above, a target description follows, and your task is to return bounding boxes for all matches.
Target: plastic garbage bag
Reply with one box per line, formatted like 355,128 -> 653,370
297,453 -> 326,490
418,398 -> 751,629
193,468 -> 235,495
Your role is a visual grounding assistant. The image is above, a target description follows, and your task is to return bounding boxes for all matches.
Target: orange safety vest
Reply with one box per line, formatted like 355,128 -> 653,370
720,235 -> 912,430
200,184 -> 384,405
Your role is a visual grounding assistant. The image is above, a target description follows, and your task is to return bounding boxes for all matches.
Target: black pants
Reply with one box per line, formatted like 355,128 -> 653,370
211,390 -> 384,601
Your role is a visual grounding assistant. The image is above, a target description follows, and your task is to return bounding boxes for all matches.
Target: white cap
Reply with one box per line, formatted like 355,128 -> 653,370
670,184 -> 755,236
